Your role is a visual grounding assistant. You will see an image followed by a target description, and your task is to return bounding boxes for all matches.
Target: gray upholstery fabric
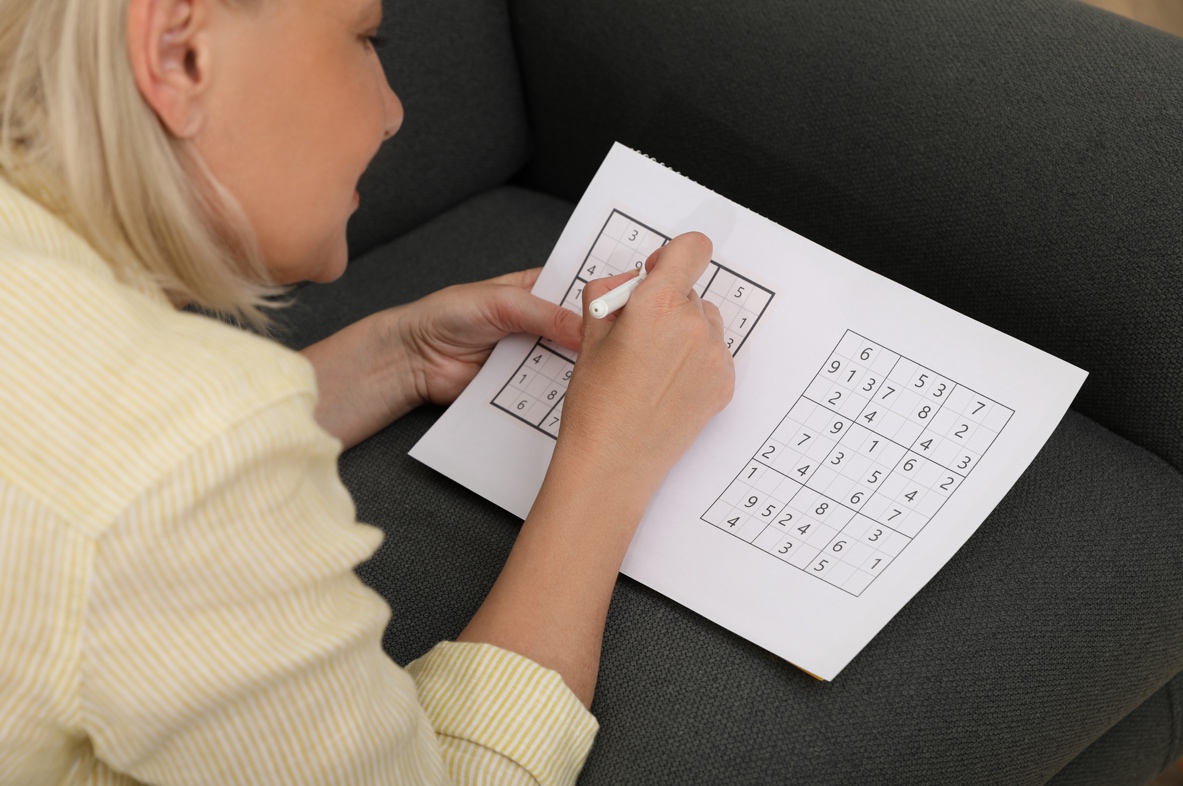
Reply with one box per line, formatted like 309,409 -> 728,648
1047,672 -> 1183,786
277,186 -> 572,350
508,0 -> 1183,475
345,0 -> 531,257
277,187 -> 1183,785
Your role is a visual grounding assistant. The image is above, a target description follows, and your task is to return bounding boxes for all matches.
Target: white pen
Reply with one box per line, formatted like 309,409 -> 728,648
589,270 -> 646,319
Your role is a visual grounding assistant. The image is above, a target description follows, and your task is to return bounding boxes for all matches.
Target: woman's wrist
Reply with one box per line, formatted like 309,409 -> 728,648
299,308 -> 425,449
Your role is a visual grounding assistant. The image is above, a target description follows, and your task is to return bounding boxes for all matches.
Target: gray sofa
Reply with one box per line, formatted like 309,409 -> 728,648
275,1 -> 1183,783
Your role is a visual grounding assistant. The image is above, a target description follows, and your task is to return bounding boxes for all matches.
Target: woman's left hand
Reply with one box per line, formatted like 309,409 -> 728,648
300,268 -> 582,449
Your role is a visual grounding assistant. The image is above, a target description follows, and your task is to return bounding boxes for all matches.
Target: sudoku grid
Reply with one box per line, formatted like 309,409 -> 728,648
701,330 -> 1014,597
490,210 -> 775,438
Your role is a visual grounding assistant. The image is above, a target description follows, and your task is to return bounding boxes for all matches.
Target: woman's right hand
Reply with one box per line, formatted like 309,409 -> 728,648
555,231 -> 736,506
457,232 -> 735,709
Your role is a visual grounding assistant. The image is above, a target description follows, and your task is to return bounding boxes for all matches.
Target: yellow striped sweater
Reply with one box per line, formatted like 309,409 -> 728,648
0,177 -> 598,785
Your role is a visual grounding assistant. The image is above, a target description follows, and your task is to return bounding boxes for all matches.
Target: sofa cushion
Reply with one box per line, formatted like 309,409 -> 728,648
1046,672 -> 1183,786
345,0 -> 531,257
508,0 -> 1183,474
277,187 -> 1183,785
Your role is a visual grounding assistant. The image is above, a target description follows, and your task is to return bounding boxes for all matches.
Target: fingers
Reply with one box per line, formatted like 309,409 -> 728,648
643,232 -> 713,297
581,270 -> 640,345
490,286 -> 583,351
701,297 -> 725,339
483,267 -> 543,291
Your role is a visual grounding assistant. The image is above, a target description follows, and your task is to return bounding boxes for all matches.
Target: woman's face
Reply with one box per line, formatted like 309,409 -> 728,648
194,0 -> 402,284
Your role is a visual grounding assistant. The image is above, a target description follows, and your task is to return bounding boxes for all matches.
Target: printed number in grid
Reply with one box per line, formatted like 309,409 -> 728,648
492,210 -> 776,438
702,330 -> 1014,597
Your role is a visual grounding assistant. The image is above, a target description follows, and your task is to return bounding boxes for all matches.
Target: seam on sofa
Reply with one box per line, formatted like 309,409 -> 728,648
1166,673 -> 1183,772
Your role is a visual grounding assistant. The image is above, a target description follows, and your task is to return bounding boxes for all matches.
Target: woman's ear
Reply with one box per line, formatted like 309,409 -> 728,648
126,0 -> 213,138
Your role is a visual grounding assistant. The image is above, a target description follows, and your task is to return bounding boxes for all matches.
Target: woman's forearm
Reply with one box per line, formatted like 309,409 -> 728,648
456,441 -> 652,708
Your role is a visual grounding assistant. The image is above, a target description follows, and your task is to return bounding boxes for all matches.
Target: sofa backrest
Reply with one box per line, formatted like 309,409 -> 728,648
509,0 -> 1183,473
348,0 -> 531,257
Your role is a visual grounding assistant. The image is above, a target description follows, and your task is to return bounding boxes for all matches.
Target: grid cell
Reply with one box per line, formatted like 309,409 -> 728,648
730,308 -> 760,338
541,403 -> 563,436
855,371 -> 887,400
844,570 -> 876,595
785,542 -> 821,569
837,452 -> 873,482
926,376 -> 955,403
822,474 -> 855,502
875,381 -> 908,411
859,493 -> 891,521
601,212 -> 631,240
736,515 -> 768,543
895,420 -> 925,446
716,509 -> 750,535
525,398 -> 555,424
860,521 -> 891,549
834,539 -> 874,569
754,526 -> 787,553
494,387 -> 540,422
754,465 -> 786,494
770,447 -> 806,476
951,448 -> 981,474
767,505 -> 803,534
896,511 -> 929,538
887,357 -> 920,387
841,515 -> 875,541
915,491 -> 946,517
983,403 -> 1014,432
789,397 -> 818,423
943,384 -> 974,415
879,531 -> 911,557
861,551 -> 892,574
742,286 -> 773,316
702,499 -> 731,526
720,480 -> 753,507
736,461 -> 768,487
804,375 -> 836,406
961,393 -> 994,423
967,425 -> 1000,454
725,277 -> 756,309
928,407 -> 960,437
708,269 -> 738,298
834,332 -> 865,358
869,347 -> 902,376
561,282 -> 585,314
525,373 -> 554,399
837,392 -> 871,420
930,438 -> 960,469
509,367 -> 539,392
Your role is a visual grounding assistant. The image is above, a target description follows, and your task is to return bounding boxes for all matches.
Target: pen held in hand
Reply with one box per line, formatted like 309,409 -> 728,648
589,272 -> 646,319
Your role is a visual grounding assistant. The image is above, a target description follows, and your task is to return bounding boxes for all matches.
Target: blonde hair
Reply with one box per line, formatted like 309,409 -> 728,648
0,0 -> 281,329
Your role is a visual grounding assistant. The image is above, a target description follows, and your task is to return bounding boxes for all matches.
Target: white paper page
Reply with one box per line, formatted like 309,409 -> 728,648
410,143 -> 1087,680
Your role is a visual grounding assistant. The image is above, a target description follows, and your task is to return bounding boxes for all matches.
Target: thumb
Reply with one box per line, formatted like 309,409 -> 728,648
491,287 -> 583,351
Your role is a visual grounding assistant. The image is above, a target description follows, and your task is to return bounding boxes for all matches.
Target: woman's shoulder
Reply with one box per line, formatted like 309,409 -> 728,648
0,235 -> 323,534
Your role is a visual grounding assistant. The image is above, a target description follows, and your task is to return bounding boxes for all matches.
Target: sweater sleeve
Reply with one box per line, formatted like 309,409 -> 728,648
407,642 -> 599,786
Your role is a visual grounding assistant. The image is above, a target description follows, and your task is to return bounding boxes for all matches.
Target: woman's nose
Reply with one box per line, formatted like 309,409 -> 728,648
382,80 -> 403,140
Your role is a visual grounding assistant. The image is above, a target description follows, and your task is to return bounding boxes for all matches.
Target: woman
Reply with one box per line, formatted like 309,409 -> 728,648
0,0 -> 734,784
